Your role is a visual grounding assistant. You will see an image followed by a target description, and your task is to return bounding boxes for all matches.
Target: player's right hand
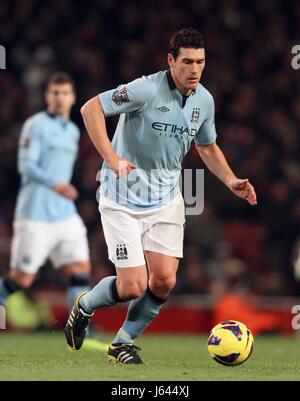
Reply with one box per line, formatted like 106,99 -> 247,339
107,154 -> 136,179
52,183 -> 78,200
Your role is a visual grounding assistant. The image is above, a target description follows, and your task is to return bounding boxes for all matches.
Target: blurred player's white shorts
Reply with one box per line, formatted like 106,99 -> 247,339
99,195 -> 185,268
10,215 -> 89,274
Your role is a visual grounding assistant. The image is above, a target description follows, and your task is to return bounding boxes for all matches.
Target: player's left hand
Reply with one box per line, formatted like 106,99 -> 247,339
227,178 -> 257,205
52,183 -> 78,200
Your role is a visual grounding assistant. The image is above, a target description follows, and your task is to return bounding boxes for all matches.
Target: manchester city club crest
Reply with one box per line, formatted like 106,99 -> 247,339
191,107 -> 200,123
116,244 -> 128,260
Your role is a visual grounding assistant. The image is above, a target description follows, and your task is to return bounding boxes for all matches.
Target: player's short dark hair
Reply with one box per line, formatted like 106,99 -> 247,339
46,72 -> 75,92
169,27 -> 205,59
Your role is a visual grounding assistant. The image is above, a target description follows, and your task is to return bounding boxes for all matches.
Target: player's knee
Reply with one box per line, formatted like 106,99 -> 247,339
79,262 -> 91,274
150,275 -> 177,294
15,278 -> 33,289
118,280 -> 147,300
65,261 -> 91,275
9,270 -> 35,289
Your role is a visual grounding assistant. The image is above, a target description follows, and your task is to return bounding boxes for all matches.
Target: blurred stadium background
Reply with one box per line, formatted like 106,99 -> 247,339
0,0 -> 300,336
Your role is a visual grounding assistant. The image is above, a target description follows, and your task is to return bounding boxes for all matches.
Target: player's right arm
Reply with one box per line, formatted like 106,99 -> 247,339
18,118 -> 77,200
81,77 -> 155,178
81,96 -> 135,179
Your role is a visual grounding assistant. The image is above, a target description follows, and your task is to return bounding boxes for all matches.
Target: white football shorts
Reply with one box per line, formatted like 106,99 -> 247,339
10,214 -> 90,274
99,194 -> 185,268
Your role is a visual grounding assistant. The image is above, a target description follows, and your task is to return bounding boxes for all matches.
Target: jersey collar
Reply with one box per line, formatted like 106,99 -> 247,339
166,70 -> 197,95
46,111 -> 69,127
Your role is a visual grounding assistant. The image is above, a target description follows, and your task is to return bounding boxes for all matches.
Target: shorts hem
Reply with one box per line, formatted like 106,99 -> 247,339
9,264 -> 39,275
143,246 -> 183,259
112,258 -> 146,268
51,256 -> 90,269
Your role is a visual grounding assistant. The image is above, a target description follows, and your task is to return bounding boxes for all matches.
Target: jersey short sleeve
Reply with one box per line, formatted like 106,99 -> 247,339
98,76 -> 156,117
194,95 -> 217,145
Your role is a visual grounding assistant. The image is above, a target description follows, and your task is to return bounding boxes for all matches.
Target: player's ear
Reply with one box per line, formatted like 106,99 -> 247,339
167,53 -> 174,68
71,92 -> 76,106
44,88 -> 50,105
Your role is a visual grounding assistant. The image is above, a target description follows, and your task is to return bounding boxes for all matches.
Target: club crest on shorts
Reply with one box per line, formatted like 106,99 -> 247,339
22,255 -> 31,265
191,107 -> 200,123
116,244 -> 128,260
112,86 -> 129,106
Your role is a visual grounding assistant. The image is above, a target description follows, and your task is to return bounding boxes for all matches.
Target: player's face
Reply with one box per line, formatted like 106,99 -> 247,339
168,47 -> 205,95
46,83 -> 76,117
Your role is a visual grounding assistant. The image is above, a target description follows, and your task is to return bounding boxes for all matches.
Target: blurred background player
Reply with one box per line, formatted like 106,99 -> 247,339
0,72 -> 102,349
65,28 -> 257,364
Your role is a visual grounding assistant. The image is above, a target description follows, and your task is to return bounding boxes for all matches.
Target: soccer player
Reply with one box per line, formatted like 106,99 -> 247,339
0,72 -> 97,346
65,28 -> 257,364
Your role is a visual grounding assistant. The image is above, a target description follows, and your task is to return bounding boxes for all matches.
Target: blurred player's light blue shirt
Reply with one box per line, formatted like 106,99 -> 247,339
15,111 -> 80,221
98,70 -> 217,210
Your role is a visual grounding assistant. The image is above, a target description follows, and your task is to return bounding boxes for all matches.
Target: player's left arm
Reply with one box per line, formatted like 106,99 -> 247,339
196,142 -> 257,205
194,94 -> 257,206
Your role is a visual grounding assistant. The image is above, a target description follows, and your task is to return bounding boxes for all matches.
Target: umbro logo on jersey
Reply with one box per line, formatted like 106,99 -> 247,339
158,106 -> 170,112
116,244 -> 128,260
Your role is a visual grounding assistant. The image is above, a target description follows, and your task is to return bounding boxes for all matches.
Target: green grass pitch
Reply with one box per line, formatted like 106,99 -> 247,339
0,332 -> 300,380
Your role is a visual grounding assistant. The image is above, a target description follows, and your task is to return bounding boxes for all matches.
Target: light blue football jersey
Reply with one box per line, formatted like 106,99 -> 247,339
15,111 -> 80,221
98,70 -> 217,210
